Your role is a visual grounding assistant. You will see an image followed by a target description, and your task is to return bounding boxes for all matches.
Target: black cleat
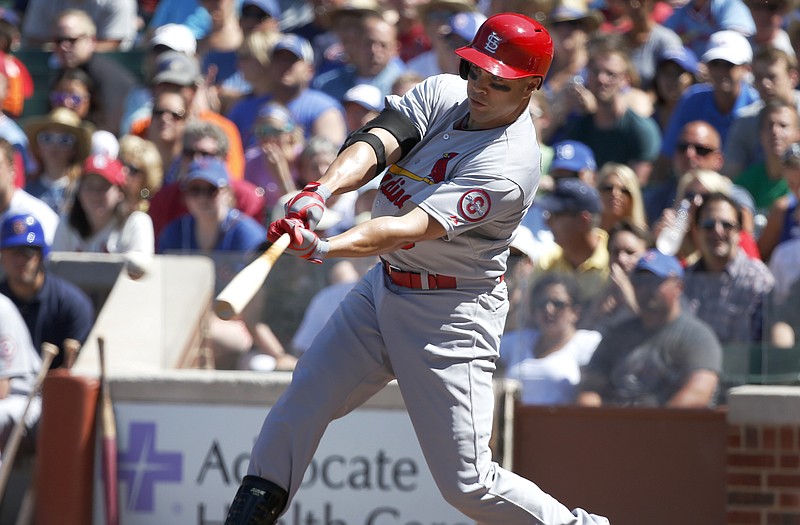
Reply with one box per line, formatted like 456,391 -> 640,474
225,475 -> 289,525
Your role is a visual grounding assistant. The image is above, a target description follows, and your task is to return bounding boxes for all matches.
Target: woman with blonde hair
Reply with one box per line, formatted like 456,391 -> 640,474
118,135 -> 163,213
596,162 -> 648,233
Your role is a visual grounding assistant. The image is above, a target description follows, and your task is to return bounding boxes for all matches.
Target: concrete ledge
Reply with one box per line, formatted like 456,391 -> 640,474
726,385 -> 800,424
81,369 -> 409,409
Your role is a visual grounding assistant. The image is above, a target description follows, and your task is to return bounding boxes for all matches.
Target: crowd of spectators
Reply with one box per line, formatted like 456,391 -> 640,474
0,0 -> 799,444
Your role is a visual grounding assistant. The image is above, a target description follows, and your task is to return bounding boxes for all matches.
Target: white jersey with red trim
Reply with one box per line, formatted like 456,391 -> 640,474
373,74 -> 540,281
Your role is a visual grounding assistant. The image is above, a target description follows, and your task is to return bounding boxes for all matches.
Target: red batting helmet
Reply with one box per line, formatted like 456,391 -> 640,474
455,12 -> 554,82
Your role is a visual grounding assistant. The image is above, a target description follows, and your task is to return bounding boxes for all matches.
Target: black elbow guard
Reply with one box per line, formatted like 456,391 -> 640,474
339,107 -> 422,173
363,107 -> 421,159
340,131 -> 387,175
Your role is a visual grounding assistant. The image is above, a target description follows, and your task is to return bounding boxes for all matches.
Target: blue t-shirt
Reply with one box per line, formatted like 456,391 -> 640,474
157,208 -> 266,253
664,0 -> 755,57
311,57 -> 406,102
1,274 -> 95,369
226,88 -> 344,148
203,50 -> 240,87
660,82 -> 760,157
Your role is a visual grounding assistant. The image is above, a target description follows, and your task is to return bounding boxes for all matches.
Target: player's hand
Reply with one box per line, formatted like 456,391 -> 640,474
268,217 -> 329,263
285,182 -> 332,231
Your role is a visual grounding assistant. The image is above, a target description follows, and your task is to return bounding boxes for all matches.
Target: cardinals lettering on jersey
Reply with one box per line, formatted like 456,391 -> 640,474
379,153 -> 460,209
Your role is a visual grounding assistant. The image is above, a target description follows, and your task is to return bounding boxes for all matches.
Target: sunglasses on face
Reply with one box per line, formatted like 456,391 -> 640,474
50,91 -> 87,107
533,298 -> 572,311
184,185 -> 220,198
54,34 -> 88,46
599,184 -> 632,195
700,218 -> 740,232
153,107 -> 187,120
37,131 -> 77,148
676,142 -> 717,156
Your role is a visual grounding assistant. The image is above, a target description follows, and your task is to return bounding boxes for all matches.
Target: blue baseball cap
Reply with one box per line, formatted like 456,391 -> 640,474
273,34 -> 314,63
635,249 -> 684,279
0,214 -> 50,257
539,178 -> 601,214
243,0 -> 281,18
658,46 -> 700,76
446,12 -> 487,42
184,158 -> 229,188
550,140 -> 597,174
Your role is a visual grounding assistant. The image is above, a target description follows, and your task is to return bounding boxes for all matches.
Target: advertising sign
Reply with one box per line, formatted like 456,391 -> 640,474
97,402 -> 473,525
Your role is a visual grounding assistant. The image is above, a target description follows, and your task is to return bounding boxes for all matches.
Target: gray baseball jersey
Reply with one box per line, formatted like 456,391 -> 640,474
375,74 -> 540,281
0,294 -> 42,455
248,74 -> 609,525
0,294 -> 40,395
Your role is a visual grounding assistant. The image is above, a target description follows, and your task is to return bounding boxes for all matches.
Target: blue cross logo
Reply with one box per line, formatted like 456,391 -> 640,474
118,421 -> 183,512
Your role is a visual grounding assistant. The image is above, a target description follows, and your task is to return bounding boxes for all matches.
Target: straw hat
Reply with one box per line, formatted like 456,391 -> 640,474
24,107 -> 94,161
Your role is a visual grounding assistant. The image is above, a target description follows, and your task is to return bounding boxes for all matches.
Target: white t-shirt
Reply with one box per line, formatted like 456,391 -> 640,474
501,328 -> 602,406
52,210 -> 154,255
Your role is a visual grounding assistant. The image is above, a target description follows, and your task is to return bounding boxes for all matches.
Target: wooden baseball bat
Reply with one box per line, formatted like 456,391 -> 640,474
214,233 -> 290,320
98,336 -> 119,525
63,338 -> 81,369
0,342 -> 58,501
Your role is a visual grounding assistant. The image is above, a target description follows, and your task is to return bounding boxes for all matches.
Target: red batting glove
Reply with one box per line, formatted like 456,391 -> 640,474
285,182 -> 332,231
268,217 -> 329,263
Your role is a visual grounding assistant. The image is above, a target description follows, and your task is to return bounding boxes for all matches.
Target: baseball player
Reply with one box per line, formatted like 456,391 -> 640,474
0,292 -> 42,467
226,13 -> 610,525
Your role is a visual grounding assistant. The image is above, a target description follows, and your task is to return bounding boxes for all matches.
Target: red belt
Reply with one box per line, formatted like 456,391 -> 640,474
382,260 -> 458,289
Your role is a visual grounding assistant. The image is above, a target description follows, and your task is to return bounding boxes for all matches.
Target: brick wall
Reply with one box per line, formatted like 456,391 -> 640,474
726,386 -> 800,525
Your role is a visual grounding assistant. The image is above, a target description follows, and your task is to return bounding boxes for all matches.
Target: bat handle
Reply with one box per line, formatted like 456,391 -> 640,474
0,343 -> 59,500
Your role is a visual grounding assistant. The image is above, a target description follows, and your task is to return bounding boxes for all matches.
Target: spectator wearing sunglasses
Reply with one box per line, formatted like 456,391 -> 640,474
655,167 -> 761,264
148,120 -> 265,243
684,192 -> 774,347
23,107 -> 93,215
157,158 -> 292,372
120,23 -> 198,136
644,120 -> 724,225
500,273 -> 602,406
47,68 -> 97,127
39,10 -> 137,133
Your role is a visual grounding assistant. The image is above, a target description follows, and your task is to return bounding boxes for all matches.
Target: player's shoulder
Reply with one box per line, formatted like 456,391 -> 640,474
395,73 -> 466,108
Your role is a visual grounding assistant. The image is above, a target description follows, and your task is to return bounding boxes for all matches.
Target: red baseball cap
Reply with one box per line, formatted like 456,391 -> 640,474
83,154 -> 126,186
